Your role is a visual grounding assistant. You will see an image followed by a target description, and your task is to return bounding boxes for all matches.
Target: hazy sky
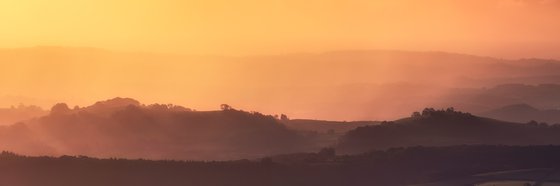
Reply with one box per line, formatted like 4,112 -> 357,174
1,0 -> 560,121
1,0 -> 560,58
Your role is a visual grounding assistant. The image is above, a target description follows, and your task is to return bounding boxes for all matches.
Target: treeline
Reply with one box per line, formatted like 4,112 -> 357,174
2,145 -> 560,186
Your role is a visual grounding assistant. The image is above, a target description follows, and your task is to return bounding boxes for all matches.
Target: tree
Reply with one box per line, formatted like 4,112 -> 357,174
411,112 -> 421,118
446,107 -> 455,112
51,103 -> 71,114
220,104 -> 233,111
280,114 -> 289,121
422,108 -> 436,116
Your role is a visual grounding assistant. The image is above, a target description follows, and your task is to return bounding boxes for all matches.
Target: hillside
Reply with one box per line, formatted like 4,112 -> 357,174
280,119 -> 379,148
337,108 -> 560,154
281,119 -> 379,134
441,84 -> 560,113
0,98 -> 314,160
0,104 -> 46,125
480,104 -> 560,124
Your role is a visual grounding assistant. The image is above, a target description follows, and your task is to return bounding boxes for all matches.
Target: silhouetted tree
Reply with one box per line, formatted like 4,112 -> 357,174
446,107 -> 455,112
280,114 -> 289,121
220,104 -> 233,111
51,103 -> 71,114
421,108 -> 436,116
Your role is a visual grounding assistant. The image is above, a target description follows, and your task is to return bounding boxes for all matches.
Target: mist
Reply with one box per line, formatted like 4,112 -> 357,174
2,47 -> 560,121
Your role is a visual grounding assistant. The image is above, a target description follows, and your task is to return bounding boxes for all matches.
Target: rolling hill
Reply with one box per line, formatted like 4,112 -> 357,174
480,103 -> 560,124
3,47 -> 560,120
0,98 -> 314,160
442,84 -> 560,113
281,119 -> 379,134
337,108 -> 560,154
0,104 -> 46,125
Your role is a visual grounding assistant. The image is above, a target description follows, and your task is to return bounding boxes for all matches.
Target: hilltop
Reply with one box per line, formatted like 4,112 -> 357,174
338,108 -> 560,154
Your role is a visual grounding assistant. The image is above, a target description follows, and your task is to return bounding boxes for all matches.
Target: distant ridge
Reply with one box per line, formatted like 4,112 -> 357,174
3,47 -> 560,120
481,103 -> 560,124
338,108 -> 560,154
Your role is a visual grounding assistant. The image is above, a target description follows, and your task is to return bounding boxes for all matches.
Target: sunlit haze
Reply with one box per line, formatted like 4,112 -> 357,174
3,1 -> 560,185
1,0 -> 559,57
1,0 -> 560,121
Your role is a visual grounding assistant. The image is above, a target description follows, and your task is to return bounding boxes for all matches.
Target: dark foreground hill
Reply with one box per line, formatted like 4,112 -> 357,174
0,98 -> 314,160
338,108 -> 560,154
1,145 -> 560,186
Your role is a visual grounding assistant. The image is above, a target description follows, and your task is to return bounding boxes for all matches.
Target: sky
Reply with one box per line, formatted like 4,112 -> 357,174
0,0 -> 559,58
1,0 -> 560,121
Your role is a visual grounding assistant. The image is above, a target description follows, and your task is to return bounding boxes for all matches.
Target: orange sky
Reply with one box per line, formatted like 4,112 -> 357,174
1,0 -> 560,121
0,0 -> 559,58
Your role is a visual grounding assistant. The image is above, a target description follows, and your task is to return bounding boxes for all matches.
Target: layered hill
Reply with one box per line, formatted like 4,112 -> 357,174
281,119 -> 379,134
0,98 -> 313,160
0,104 -> 46,125
3,47 -> 560,120
480,104 -> 560,124
338,108 -> 560,154
442,84 -> 560,113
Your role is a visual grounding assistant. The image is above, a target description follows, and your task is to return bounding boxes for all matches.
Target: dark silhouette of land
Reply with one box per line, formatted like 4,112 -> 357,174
7,97 -> 560,162
0,98 -> 315,160
338,108 -> 560,154
2,145 -> 560,186
3,98 -> 560,185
